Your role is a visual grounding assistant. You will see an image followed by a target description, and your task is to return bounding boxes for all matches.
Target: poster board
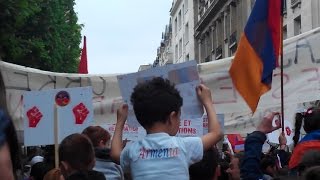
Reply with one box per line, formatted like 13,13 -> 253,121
117,60 -> 204,133
23,87 -> 93,146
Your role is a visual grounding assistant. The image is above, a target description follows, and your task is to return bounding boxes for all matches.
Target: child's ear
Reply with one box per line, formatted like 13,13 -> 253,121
60,161 -> 70,175
168,111 -> 179,123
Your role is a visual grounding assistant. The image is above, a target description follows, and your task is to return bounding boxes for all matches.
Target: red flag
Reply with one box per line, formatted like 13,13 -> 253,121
78,36 -> 88,74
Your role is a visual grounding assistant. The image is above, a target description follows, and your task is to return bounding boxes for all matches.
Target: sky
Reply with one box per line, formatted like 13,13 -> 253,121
74,0 -> 172,74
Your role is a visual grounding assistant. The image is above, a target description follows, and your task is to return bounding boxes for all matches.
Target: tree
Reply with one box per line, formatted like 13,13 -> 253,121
0,0 -> 82,73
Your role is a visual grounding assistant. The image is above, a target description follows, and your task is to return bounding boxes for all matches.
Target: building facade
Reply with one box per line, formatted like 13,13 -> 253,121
155,21 -> 174,67
193,0 -> 320,64
283,0 -> 320,39
193,0 -> 254,63
170,0 -> 196,64
153,0 -> 320,67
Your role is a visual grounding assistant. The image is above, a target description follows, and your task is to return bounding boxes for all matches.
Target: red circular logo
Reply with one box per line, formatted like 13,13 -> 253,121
55,91 -> 70,106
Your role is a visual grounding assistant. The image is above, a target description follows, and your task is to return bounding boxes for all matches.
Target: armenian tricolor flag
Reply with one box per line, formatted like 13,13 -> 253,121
289,130 -> 320,169
229,0 -> 283,112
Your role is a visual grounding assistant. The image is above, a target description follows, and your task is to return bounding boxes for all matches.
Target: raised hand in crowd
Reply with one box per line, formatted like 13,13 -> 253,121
241,112 -> 281,180
196,84 -> 223,150
110,104 -> 128,164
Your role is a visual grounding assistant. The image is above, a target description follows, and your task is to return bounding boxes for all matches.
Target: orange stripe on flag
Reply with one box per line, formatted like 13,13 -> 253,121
229,34 -> 270,112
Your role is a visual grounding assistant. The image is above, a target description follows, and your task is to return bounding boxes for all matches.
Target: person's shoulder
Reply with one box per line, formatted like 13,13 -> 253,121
88,170 -> 106,179
177,136 -> 202,142
66,170 -> 106,180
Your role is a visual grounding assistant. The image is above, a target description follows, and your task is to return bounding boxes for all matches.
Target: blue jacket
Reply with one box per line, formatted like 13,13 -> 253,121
241,131 -> 266,180
93,148 -> 124,180
0,109 -> 9,147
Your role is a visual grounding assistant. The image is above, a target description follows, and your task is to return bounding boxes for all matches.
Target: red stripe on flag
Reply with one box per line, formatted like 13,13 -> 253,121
268,0 -> 282,67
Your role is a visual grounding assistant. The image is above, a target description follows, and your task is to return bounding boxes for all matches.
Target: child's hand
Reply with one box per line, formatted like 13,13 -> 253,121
117,104 -> 128,125
196,84 -> 213,106
279,132 -> 287,145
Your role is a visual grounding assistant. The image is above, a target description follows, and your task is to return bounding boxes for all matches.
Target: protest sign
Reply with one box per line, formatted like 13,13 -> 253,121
117,60 -> 203,128
177,118 -> 203,137
23,87 -> 93,146
203,114 -> 224,135
103,123 -> 146,141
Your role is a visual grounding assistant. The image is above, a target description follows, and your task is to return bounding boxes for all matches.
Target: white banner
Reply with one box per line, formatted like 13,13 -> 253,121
2,27 -> 320,136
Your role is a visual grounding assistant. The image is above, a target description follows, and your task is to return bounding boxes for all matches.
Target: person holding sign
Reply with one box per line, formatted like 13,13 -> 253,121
111,77 -> 222,179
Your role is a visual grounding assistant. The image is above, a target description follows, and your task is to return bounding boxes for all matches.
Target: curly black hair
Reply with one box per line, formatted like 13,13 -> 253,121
130,77 -> 183,129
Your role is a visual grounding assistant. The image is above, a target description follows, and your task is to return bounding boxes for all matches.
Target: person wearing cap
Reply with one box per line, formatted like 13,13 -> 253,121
30,156 -> 44,166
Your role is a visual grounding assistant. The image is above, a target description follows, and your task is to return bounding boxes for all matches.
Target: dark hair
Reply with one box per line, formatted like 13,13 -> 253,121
82,126 -> 111,147
261,155 -> 277,175
130,77 -> 183,129
59,133 -> 95,171
0,70 -> 22,177
65,170 -> 106,180
298,150 -> 320,175
189,148 -> 219,180
294,108 -> 320,147
30,162 -> 51,180
43,145 -> 55,170
302,166 -> 320,180
293,113 -> 303,147
303,107 -> 320,133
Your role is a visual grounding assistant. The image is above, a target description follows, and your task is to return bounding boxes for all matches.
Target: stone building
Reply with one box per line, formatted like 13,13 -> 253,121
193,0 -> 320,64
193,0 -> 254,63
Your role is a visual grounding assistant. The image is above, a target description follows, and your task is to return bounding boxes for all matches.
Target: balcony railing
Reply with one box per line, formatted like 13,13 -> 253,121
215,45 -> 222,59
229,31 -> 237,48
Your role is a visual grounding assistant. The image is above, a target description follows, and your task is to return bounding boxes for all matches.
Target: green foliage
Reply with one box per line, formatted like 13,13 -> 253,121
0,0 -> 82,73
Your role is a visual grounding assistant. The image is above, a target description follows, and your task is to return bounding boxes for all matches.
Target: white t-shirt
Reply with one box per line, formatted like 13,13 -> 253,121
120,133 -> 203,180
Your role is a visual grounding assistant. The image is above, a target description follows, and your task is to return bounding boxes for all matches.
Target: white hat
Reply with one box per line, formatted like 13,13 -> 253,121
30,156 -> 44,166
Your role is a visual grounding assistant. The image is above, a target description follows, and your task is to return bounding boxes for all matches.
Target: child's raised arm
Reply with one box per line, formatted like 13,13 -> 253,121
111,104 -> 128,164
196,84 -> 223,150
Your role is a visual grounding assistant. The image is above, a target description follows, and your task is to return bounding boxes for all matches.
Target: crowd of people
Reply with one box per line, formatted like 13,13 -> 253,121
2,73 -> 320,180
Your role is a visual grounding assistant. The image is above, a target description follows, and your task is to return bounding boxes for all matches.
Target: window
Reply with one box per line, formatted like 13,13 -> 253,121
174,18 -> 178,35
179,39 -> 182,58
186,54 -> 190,61
294,16 -> 301,36
230,5 -> 237,35
230,46 -> 237,56
212,26 -> 216,51
283,0 -> 287,14
184,0 -> 188,13
217,20 -> 222,46
178,10 -> 182,30
206,32 -> 212,58
175,44 -> 178,61
225,12 -> 230,40
185,23 -> 189,44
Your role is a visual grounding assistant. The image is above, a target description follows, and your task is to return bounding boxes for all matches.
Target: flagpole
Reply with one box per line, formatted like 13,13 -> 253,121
280,0 -> 285,132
